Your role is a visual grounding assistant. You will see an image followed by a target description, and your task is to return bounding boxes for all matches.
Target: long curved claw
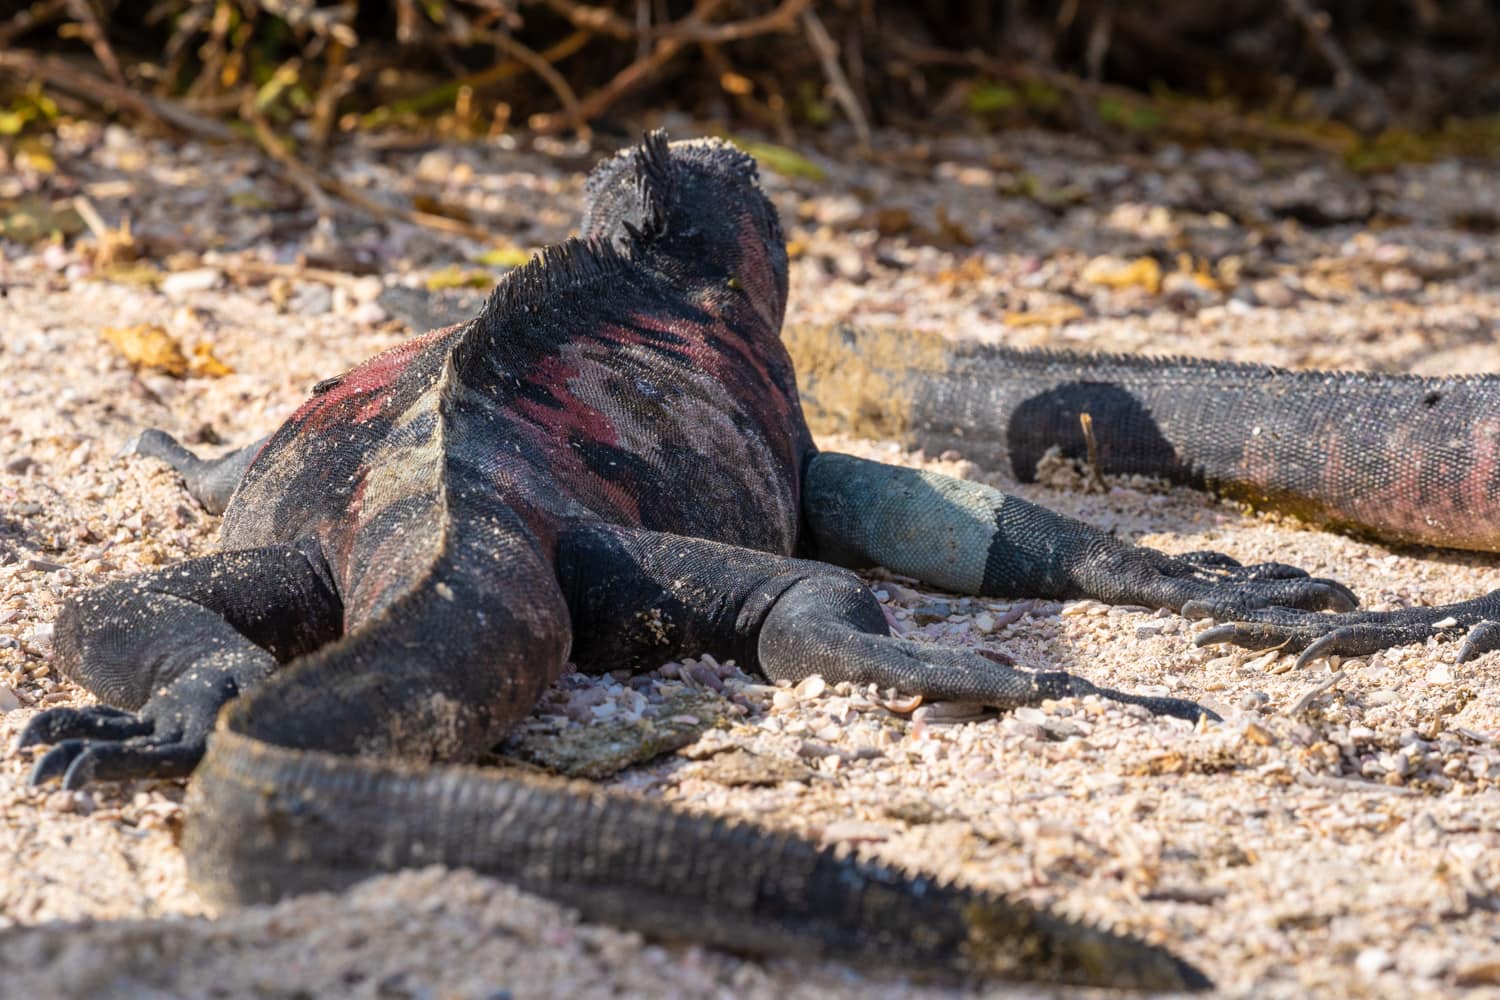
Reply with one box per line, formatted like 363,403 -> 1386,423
17,706 -> 152,748
29,733 -> 204,789
1035,671 -> 1220,724
23,701 -> 207,788
1457,620 -> 1500,664
1188,620 -> 1296,653
29,739 -> 91,786
1189,591 -> 1500,669
1167,549 -> 1358,616
1180,573 -> 1358,619
58,742 -> 202,790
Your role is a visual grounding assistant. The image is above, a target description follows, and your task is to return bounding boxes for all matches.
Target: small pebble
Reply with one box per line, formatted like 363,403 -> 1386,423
819,820 -> 892,845
1355,947 -> 1393,978
794,675 -> 827,700
160,268 -> 222,296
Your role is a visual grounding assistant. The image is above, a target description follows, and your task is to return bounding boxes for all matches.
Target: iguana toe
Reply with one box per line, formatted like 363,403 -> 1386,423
29,733 -> 203,788
1457,620 -> 1500,663
17,705 -> 151,748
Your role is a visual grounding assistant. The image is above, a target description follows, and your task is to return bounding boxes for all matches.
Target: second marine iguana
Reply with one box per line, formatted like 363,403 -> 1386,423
20,134 -> 1362,990
787,325 -> 1500,667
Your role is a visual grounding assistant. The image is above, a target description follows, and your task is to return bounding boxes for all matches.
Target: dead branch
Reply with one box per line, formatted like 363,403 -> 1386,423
494,30 -> 590,139
1282,0 -> 1391,132
243,93 -> 497,243
0,0 -> 65,51
0,50 -> 238,141
62,0 -> 125,85
532,0 -> 729,134
800,6 -> 870,151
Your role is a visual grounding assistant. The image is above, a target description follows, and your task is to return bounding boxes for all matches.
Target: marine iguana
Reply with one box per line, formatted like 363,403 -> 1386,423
358,291 -> 1500,672
19,134 -> 1360,990
787,325 -> 1500,669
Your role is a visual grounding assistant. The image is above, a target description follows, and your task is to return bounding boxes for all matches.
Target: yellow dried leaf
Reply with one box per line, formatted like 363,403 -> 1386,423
1003,304 -> 1085,328
1176,253 -> 1223,292
936,257 -> 988,286
719,72 -> 754,96
229,191 -> 275,210
102,325 -> 189,377
1083,256 -> 1163,294
425,266 -> 493,291
474,245 -> 533,268
98,262 -> 162,286
15,137 -> 55,174
190,342 -> 235,378
0,196 -> 83,242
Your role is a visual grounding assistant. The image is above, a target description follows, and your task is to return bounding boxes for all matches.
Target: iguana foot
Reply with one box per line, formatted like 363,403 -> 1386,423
25,728 -> 203,788
1117,547 -> 1360,616
20,665 -> 243,787
760,574 -> 1220,723
125,429 -> 267,515
1188,588 -> 1500,667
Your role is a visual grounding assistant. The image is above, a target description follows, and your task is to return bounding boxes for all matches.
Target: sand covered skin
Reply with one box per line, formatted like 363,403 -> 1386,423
3,120 -> 1500,997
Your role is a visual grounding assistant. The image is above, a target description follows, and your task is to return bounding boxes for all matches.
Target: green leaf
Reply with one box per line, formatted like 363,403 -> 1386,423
968,83 -> 1018,115
728,138 -> 825,181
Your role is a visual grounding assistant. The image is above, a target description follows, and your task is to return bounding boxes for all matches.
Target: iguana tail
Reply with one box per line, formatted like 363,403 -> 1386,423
184,729 -> 1209,991
788,324 -> 1500,552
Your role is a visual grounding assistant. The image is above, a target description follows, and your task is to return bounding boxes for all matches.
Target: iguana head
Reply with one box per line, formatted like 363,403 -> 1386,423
581,131 -> 789,329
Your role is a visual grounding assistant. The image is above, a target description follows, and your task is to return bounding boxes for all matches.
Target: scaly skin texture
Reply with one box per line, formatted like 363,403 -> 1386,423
20,134 -> 1365,990
788,322 -> 1500,666
788,323 -> 1500,553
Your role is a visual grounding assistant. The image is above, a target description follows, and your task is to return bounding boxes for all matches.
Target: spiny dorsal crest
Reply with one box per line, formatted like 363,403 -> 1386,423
448,237 -> 632,382
482,237 -> 630,318
632,129 -> 675,241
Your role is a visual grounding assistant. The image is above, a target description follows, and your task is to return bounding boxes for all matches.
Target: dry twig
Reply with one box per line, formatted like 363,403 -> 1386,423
800,6 -> 870,151
533,0 -> 730,134
0,50 -> 238,141
1284,669 -> 1345,716
494,31 -> 589,139
62,0 -> 125,85
1078,412 -> 1108,493
0,0 -> 66,50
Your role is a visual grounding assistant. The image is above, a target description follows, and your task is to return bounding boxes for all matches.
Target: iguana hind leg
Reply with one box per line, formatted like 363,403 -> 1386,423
558,521 -> 1210,720
20,539 -> 341,787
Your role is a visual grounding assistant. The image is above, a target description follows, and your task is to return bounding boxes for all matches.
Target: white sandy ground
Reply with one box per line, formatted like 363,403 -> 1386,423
3,120 -> 1500,998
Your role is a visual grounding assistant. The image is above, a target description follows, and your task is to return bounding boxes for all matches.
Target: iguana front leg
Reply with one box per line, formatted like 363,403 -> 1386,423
803,451 -> 1357,615
559,522 -> 1210,721
19,539 -> 341,787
